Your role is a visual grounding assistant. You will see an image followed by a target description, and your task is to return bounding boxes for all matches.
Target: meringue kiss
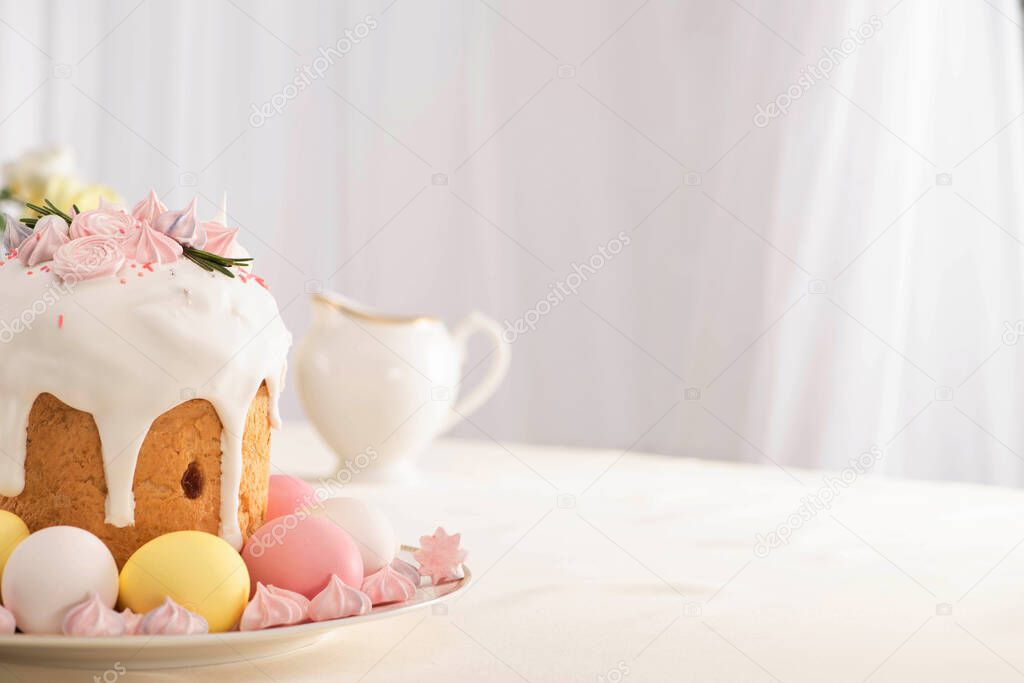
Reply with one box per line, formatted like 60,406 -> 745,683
131,189 -> 167,226
137,597 -> 209,636
309,574 -> 371,621
154,198 -> 206,248
19,215 -> 69,267
61,591 -> 126,637
361,564 -> 416,606
239,583 -> 309,631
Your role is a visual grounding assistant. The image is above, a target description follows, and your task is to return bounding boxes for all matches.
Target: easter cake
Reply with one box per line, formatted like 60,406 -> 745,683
0,192 -> 291,566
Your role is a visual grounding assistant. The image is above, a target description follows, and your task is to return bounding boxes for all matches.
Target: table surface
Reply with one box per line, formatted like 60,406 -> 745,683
10,424 -> 1024,682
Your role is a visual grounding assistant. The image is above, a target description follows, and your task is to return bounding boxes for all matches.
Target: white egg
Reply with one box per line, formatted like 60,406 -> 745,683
314,498 -> 396,574
1,526 -> 118,634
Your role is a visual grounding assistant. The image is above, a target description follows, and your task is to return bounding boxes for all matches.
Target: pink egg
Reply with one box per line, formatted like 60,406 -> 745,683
266,475 -> 316,521
242,516 -> 363,599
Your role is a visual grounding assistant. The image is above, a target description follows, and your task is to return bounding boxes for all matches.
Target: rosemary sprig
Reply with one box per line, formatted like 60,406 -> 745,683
182,246 -> 253,279
23,199 -> 73,227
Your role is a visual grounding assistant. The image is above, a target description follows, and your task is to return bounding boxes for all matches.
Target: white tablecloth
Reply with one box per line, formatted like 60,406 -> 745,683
11,425 -> 1024,681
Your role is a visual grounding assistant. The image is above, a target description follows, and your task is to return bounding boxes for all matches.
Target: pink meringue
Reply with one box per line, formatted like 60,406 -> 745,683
19,215 -> 69,267
121,608 -> 143,635
122,225 -> 182,265
52,235 -> 125,283
0,604 -> 15,634
361,564 -> 416,606
137,597 -> 208,636
309,574 -> 372,621
200,220 -> 239,257
391,558 -> 421,586
131,189 -> 167,226
240,583 -> 309,631
414,528 -> 467,584
154,198 -> 206,248
69,201 -> 136,240
61,591 -> 126,637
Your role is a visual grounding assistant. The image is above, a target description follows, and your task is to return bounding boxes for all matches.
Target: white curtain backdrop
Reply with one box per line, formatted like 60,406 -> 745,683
0,0 -> 1023,485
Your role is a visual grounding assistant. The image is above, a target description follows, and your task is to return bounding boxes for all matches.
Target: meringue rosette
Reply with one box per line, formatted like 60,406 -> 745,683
52,235 -> 125,282
61,591 -> 126,637
19,215 -> 69,267
414,528 -> 467,584
309,574 -> 372,621
240,582 -> 309,631
361,564 -> 417,606
69,201 -> 135,240
137,597 -> 209,636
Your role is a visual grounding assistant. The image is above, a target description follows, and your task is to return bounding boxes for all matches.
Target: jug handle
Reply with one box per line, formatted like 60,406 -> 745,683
442,312 -> 510,432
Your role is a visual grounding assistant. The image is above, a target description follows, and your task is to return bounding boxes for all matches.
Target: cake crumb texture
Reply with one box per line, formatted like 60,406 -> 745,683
0,384 -> 271,566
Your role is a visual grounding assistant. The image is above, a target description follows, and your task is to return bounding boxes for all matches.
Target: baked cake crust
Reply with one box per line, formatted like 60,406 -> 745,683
0,384 -> 271,567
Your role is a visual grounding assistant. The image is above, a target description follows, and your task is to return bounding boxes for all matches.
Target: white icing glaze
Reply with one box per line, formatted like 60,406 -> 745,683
0,257 -> 290,549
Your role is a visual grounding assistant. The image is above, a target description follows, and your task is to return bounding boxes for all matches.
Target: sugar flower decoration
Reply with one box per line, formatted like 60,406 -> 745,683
413,527 -> 467,584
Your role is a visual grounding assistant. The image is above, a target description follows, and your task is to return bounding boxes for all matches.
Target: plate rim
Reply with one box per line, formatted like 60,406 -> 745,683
0,562 -> 471,650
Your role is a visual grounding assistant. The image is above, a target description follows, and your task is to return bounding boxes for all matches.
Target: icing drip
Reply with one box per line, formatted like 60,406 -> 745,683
0,259 -> 291,548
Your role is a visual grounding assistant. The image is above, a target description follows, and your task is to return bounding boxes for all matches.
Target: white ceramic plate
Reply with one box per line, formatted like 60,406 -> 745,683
0,556 -> 470,670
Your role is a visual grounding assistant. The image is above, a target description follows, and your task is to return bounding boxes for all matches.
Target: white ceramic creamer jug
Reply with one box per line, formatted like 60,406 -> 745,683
295,292 -> 510,481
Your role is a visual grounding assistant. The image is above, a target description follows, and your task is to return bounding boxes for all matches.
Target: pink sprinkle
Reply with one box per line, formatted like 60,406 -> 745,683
119,278 -> 127,284
238,272 -> 249,283
254,276 -> 268,290
9,249 -> 16,258
142,262 -> 154,272
137,271 -> 143,277
33,234 -> 39,242
58,314 -> 63,329
118,228 -> 125,234
130,263 -> 136,268
26,271 -> 32,276
40,265 -> 49,272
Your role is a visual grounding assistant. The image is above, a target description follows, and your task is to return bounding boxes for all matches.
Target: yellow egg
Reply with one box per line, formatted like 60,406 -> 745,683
0,511 -> 28,586
119,531 -> 249,633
